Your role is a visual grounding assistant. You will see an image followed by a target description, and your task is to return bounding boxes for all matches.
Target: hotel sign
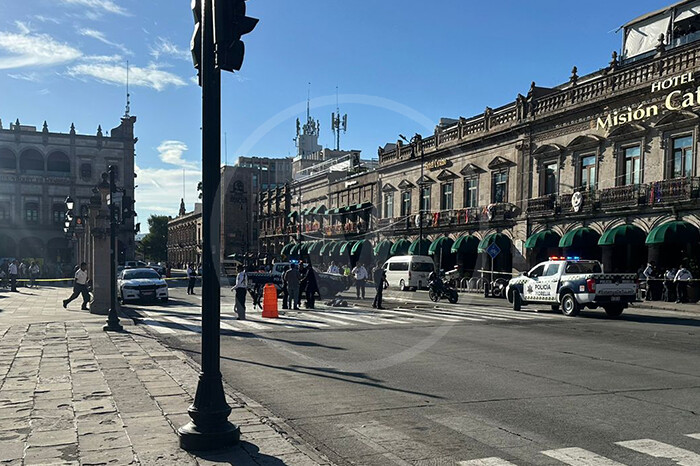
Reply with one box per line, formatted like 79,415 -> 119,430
426,159 -> 451,171
596,71 -> 697,130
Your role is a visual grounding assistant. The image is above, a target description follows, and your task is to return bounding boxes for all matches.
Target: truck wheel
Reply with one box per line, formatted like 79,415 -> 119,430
399,279 -> 407,291
560,293 -> 580,317
512,291 -> 522,312
604,305 -> 624,318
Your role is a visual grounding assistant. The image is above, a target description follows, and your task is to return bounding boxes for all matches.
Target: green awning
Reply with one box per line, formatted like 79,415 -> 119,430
312,205 -> 327,215
451,235 -> 479,255
320,242 -> 336,257
339,241 -> 356,256
374,239 -> 393,257
390,239 -> 411,256
351,239 -> 373,256
355,202 -> 372,211
645,220 -> 700,245
289,244 -> 302,256
300,243 -> 311,255
280,243 -> 295,256
308,241 -> 325,255
598,224 -> 646,246
524,230 -> 561,250
330,241 -> 345,256
287,211 -> 298,219
408,238 -> 431,255
477,233 -> 511,253
558,227 -> 600,249
328,208 -> 340,215
428,236 -> 454,256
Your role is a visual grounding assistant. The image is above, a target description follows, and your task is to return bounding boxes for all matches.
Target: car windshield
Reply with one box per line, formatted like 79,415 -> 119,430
565,261 -> 602,274
411,262 -> 434,272
122,269 -> 160,280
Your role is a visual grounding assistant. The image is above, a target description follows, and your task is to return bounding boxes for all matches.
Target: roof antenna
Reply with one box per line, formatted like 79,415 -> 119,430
331,85 -> 347,151
124,60 -> 131,117
306,82 -> 311,121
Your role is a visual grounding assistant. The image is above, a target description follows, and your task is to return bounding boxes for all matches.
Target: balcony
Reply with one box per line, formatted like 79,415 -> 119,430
598,184 -> 648,210
649,177 -> 700,204
527,195 -> 556,217
560,190 -> 596,214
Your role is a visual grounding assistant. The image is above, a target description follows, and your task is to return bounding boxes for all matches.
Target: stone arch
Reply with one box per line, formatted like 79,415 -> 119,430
47,151 -> 71,173
630,217 -> 653,234
47,237 -> 71,264
584,222 -> 605,235
550,224 -> 567,237
648,214 -> 677,231
19,148 -> 44,172
679,214 -> 700,230
19,237 -> 44,260
560,222 -> 584,235
0,148 -> 16,171
0,234 -> 16,257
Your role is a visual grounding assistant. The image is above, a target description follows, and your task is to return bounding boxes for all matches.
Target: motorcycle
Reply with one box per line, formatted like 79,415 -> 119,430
428,279 -> 459,303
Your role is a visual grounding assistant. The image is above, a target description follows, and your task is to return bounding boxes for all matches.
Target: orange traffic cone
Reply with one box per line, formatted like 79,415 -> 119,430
262,283 -> 279,318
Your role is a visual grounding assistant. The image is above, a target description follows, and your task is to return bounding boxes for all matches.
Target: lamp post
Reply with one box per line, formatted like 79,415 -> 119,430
103,166 -> 123,332
400,133 -> 425,255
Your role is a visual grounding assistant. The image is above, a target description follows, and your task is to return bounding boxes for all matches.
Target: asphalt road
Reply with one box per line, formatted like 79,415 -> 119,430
125,287 -> 700,465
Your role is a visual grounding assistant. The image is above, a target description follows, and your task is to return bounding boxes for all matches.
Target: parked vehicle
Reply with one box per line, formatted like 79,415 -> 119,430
506,257 -> 638,317
147,262 -> 166,276
124,260 -> 148,269
247,262 -> 349,298
383,255 -> 435,291
118,268 -> 169,303
428,278 -> 458,303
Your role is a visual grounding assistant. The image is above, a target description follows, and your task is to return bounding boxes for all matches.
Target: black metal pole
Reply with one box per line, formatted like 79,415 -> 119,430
104,165 -> 123,332
419,142 -> 424,255
179,0 -> 239,451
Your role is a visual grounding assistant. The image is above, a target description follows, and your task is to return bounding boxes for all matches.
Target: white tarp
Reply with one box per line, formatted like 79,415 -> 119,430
624,13 -> 672,58
676,0 -> 700,21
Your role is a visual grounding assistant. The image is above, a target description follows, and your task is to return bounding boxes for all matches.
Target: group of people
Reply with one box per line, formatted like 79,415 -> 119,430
326,260 -> 388,309
0,259 -> 41,292
642,261 -> 694,303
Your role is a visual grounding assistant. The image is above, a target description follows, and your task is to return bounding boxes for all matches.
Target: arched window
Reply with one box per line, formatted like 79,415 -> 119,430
19,149 -> 44,172
25,202 -> 39,223
0,148 -> 16,171
47,151 -> 70,173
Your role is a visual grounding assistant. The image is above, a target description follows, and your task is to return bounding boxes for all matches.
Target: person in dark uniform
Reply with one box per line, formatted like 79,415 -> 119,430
372,262 -> 388,309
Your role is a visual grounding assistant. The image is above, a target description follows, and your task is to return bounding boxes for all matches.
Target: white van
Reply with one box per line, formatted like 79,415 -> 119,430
383,255 -> 435,291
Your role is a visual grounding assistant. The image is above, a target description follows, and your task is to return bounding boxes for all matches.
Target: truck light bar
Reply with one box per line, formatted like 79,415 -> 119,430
549,256 -> 581,261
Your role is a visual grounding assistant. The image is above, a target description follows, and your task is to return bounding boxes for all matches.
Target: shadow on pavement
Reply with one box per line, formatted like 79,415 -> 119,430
192,441 -> 292,465
578,311 -> 700,327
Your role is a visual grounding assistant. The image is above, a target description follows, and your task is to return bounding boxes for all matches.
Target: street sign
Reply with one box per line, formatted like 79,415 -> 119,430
486,243 -> 501,259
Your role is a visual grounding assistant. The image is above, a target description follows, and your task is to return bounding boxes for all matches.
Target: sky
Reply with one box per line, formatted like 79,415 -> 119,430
0,0 -> 675,227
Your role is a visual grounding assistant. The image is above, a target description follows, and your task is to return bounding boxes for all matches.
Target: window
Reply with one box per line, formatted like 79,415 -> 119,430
671,135 -> 693,178
622,146 -> 641,185
20,150 -> 44,172
420,186 -> 431,212
25,202 -> 39,223
389,261 -> 409,271
543,263 -> 561,277
0,149 -> 15,171
52,204 -> 65,225
580,155 -> 596,189
464,177 -> 479,208
528,265 -> 545,278
400,191 -> 411,216
47,152 -> 70,173
543,162 -> 558,195
0,202 -> 10,221
440,182 -> 453,210
384,192 -> 394,218
80,163 -> 92,181
411,262 -> 434,272
491,171 -> 508,203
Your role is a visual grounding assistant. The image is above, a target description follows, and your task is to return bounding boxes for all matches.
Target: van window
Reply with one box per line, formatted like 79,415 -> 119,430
389,262 -> 409,271
411,262 -> 434,272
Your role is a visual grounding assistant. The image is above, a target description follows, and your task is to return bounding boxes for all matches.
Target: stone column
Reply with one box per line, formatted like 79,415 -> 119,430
88,204 -> 111,315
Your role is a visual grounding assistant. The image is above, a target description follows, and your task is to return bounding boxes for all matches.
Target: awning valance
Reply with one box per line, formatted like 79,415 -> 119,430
390,239 -> 411,256
339,241 -> 355,256
408,238 -> 431,256
351,239 -> 372,256
451,235 -> 479,255
559,227 -> 599,249
524,230 -> 561,250
374,240 -> 393,257
428,236 -> 454,256
598,225 -> 646,246
645,220 -> 700,245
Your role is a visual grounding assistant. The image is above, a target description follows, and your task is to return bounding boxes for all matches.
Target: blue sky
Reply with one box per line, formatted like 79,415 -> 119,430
0,0 -> 672,225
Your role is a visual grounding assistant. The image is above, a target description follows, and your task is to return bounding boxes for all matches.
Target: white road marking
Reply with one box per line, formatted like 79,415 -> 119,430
459,458 -> 518,465
316,311 -> 385,325
392,307 -> 474,322
686,433 -> 700,440
299,313 -> 354,326
434,307 -> 541,321
156,314 -> 202,334
138,318 -> 177,334
542,447 -> 626,465
617,439 -> 700,465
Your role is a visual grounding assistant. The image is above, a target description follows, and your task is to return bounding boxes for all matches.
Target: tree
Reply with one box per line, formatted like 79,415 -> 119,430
139,215 -> 169,262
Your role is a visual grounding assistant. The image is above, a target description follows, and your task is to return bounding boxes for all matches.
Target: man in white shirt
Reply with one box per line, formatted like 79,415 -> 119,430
63,262 -> 90,310
327,261 -> 340,274
674,265 -> 693,303
232,266 -> 248,320
8,260 -> 19,292
352,263 -> 368,299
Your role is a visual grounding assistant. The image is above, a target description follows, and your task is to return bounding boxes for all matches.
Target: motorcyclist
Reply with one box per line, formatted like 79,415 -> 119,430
428,270 -> 444,294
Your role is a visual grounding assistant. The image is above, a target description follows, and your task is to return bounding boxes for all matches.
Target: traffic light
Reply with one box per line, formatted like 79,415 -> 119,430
214,0 -> 258,72
191,0 -> 202,73
121,196 -> 134,224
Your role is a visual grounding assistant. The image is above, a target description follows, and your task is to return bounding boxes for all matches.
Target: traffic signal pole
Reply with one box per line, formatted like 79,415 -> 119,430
179,0 -> 239,451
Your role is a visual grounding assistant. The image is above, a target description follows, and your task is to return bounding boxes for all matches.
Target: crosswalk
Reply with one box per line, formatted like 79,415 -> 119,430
459,434 -> 700,465
129,300 -> 563,337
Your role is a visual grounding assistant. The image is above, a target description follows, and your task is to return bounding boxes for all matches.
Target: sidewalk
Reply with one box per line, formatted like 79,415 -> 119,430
0,287 -> 332,465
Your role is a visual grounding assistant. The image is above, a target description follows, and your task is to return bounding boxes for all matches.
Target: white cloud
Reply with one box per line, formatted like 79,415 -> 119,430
150,37 -> 190,61
60,0 -> 129,16
80,28 -> 132,55
67,62 -> 186,91
34,15 -> 61,24
157,140 -> 198,169
134,165 -> 202,218
0,30 -> 82,69
8,72 -> 40,81
15,21 -> 30,34
83,54 -> 122,63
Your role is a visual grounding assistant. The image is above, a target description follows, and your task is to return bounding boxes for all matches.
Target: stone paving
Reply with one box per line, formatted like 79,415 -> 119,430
0,287 -> 332,465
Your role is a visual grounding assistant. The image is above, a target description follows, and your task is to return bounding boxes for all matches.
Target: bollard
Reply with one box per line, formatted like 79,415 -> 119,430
262,283 -> 279,318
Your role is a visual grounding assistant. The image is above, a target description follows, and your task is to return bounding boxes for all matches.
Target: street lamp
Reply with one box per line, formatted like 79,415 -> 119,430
65,196 -> 74,211
400,133 -> 425,255
102,165 -> 123,333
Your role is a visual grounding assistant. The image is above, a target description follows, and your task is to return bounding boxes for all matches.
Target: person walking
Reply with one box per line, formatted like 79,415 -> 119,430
643,261 -> 657,301
63,262 -> 90,310
281,264 -> 290,309
674,264 -> 693,303
664,267 -> 677,302
284,263 -> 301,310
28,261 -> 40,288
8,260 -> 19,292
352,262 -> 368,299
372,262 -> 388,309
301,264 -> 319,309
186,263 -> 196,295
233,266 -> 248,320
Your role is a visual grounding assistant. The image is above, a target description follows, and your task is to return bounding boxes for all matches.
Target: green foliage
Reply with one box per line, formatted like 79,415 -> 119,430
140,215 -> 169,262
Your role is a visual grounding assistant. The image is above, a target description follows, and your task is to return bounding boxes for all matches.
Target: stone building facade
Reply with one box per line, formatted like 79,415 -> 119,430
0,116 -> 137,276
167,200 -> 202,268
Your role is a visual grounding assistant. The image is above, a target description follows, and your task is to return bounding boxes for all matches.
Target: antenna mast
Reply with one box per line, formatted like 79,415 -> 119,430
331,86 -> 347,151
124,60 -> 131,117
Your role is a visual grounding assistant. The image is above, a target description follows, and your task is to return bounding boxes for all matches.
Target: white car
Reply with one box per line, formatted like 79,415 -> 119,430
118,268 -> 169,303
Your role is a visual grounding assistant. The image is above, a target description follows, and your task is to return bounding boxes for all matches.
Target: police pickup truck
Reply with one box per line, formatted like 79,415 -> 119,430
505,257 -> 638,318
